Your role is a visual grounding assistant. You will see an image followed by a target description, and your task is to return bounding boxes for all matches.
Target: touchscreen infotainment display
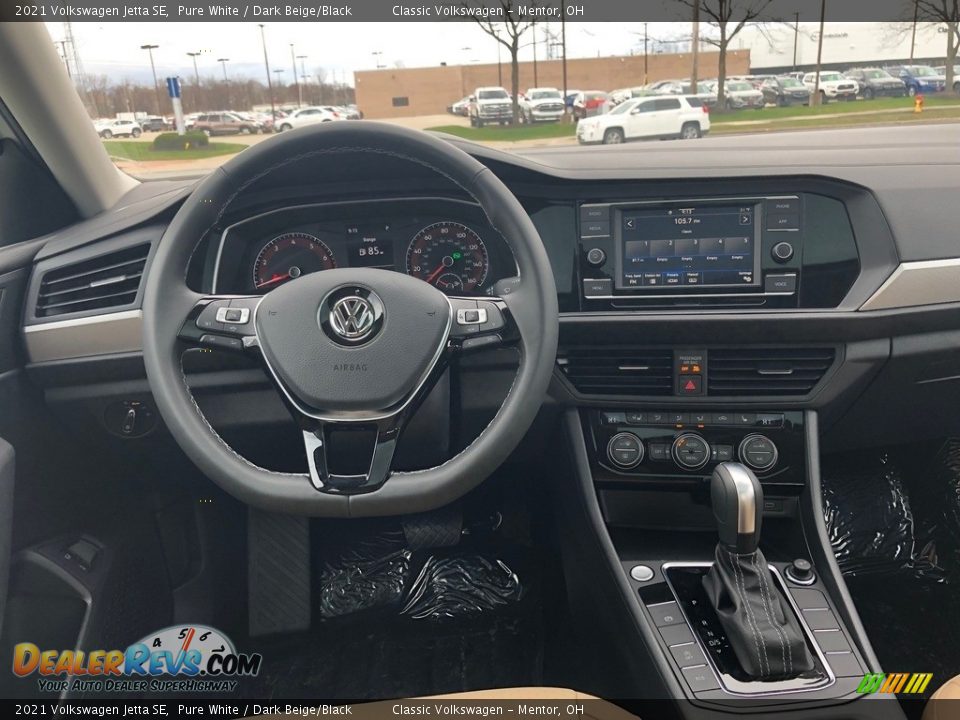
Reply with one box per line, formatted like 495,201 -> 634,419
617,204 -> 760,289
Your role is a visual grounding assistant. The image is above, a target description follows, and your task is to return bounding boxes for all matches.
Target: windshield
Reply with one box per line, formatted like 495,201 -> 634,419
607,100 -> 636,115
40,17 -> 958,181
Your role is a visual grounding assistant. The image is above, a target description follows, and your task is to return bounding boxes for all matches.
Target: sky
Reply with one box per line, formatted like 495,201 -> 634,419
44,21 -> 691,87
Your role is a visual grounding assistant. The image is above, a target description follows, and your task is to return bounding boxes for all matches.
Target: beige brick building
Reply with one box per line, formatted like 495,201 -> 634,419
355,49 -> 750,119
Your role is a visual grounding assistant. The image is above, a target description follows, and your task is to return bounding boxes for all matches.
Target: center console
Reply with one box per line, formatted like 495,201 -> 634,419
554,408 -> 900,717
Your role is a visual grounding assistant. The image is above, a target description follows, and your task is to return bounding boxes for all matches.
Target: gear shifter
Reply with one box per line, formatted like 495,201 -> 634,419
710,462 -> 763,554
703,462 -> 814,680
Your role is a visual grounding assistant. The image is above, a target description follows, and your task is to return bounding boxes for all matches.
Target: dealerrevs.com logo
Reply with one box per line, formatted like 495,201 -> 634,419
13,625 -> 262,694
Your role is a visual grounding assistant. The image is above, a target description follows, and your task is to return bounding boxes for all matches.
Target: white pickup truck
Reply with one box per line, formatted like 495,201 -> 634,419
802,72 -> 859,102
518,87 -> 565,123
469,87 -> 513,127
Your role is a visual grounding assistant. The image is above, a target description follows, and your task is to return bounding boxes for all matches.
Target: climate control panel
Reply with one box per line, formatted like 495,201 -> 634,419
587,409 -> 805,485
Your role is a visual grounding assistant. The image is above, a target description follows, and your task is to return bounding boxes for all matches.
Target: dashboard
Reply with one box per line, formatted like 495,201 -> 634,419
209,198 -> 514,297
13,125 -> 960,457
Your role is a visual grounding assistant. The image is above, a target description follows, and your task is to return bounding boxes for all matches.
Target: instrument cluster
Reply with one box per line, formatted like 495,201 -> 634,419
211,199 -> 511,296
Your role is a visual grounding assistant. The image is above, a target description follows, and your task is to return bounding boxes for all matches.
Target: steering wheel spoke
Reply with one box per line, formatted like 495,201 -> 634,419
302,416 -> 402,494
178,295 -> 262,353
447,296 -> 518,353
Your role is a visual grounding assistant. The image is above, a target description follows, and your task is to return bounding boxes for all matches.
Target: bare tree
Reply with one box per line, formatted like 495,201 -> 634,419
466,0 -> 539,124
677,0 -> 775,110
913,1 -> 960,92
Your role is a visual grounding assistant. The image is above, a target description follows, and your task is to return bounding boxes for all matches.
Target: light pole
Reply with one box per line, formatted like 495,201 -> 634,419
217,58 -> 230,108
372,50 -> 384,69
290,43 -> 302,108
297,54 -> 309,103
643,22 -> 649,84
793,13 -> 800,70
532,24 -> 538,86
140,44 -> 162,115
258,24 -> 275,123
186,51 -> 201,86
186,51 -> 202,112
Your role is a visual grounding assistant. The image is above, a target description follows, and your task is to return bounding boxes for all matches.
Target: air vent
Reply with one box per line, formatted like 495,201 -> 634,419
557,347 -> 674,396
35,244 -> 150,318
708,347 -> 835,396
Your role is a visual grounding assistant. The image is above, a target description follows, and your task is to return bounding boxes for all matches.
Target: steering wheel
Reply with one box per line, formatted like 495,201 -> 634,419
142,122 -> 558,517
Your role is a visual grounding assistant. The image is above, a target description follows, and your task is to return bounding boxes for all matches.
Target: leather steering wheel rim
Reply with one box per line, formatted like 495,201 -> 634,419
142,121 -> 559,517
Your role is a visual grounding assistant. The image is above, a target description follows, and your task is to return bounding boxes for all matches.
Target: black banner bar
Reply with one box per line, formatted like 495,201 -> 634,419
0,0 -> 939,23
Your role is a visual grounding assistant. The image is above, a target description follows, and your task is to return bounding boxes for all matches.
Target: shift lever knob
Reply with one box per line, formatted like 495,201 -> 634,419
711,462 -> 763,553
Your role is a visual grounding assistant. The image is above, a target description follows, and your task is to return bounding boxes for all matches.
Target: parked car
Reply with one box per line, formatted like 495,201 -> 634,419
234,111 -> 273,133
760,76 -> 812,106
468,86 -> 513,127
718,80 -> 765,110
744,75 -> 776,90
139,116 -> 169,132
654,80 -> 717,108
572,91 -> 609,120
884,65 -> 946,96
448,96 -> 471,116
802,71 -> 859,102
932,65 -> 960,93
563,89 -> 582,111
844,68 -> 906,99
94,118 -> 142,139
576,95 -> 709,144
276,106 -> 341,132
192,111 -> 260,136
518,88 -> 565,123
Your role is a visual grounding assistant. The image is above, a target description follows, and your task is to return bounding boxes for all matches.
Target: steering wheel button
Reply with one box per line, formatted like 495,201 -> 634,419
196,303 -> 226,331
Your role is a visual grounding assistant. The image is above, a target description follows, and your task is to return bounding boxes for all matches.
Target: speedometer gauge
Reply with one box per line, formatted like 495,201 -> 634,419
405,221 -> 488,293
253,232 -> 336,291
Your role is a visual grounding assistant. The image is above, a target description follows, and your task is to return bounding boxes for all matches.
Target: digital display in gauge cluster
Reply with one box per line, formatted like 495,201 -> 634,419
345,223 -> 396,269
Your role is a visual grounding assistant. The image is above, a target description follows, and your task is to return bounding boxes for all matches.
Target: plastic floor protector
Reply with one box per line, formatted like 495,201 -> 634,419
822,440 -> 960,689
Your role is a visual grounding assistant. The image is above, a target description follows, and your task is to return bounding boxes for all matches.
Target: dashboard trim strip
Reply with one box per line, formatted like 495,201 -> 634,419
23,309 -> 142,363
860,258 -> 960,311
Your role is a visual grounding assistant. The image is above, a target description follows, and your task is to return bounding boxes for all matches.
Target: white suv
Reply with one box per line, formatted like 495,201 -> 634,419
519,88 -> 565,123
576,96 -> 709,145
802,72 -> 858,102
94,119 -> 142,139
276,106 -> 342,132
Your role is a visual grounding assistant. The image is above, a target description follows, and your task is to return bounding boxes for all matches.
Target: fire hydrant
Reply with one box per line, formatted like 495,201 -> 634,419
914,94 -> 924,113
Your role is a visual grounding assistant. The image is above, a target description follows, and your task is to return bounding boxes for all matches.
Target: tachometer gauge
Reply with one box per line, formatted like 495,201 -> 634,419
405,221 -> 488,293
253,232 -> 336,291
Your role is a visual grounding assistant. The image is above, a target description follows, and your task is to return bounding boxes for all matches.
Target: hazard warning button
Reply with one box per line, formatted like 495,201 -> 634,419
679,375 -> 702,395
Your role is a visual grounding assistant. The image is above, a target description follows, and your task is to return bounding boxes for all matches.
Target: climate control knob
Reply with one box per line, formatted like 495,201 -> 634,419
738,433 -> 779,471
671,433 -> 711,471
607,432 -> 644,470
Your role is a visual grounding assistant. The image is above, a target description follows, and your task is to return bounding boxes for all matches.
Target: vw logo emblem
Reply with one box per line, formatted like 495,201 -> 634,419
330,296 -> 375,340
320,287 -> 385,346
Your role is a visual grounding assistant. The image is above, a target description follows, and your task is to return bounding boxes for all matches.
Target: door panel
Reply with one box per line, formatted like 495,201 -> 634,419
0,438 -> 12,634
